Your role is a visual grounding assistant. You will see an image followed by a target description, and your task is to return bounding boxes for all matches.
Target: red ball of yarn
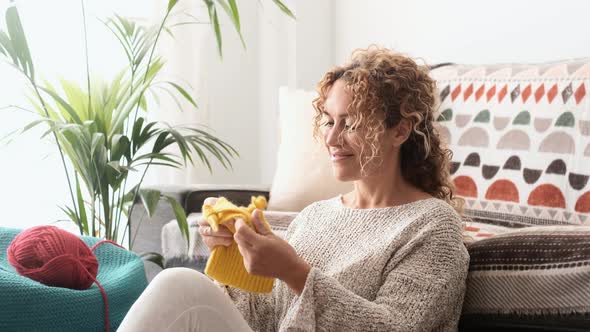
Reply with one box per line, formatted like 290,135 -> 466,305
7,225 -> 98,290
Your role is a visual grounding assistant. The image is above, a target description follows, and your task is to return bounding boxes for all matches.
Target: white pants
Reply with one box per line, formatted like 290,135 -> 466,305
118,268 -> 254,332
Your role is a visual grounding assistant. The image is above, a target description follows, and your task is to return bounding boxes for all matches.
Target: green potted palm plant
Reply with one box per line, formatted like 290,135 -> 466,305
0,0 -> 294,261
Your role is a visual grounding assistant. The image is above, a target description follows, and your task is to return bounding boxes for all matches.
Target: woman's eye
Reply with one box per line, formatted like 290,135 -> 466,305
344,124 -> 356,131
322,121 -> 334,127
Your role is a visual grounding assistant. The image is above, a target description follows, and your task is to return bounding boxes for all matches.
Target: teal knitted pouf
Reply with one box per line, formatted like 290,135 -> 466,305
0,227 -> 147,332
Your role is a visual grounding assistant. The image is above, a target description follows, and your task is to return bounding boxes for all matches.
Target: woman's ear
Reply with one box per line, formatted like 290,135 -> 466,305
391,119 -> 412,147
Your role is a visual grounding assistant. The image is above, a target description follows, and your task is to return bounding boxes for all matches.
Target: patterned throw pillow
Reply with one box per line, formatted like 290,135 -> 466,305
460,226 -> 590,330
431,59 -> 590,228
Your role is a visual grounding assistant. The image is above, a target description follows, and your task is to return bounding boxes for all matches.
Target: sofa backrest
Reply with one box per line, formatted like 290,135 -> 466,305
431,59 -> 590,227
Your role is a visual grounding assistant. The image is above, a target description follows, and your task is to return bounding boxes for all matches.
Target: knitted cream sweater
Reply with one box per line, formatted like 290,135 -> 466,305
227,196 -> 470,331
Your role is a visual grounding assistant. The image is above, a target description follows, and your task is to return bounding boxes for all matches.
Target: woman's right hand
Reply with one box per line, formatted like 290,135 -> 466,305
197,197 -> 235,252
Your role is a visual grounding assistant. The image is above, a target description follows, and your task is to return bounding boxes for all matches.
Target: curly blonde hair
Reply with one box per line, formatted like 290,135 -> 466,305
312,46 -> 463,213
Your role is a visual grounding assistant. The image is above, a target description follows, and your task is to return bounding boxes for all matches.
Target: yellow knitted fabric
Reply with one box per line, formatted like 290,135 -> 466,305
202,196 -> 275,293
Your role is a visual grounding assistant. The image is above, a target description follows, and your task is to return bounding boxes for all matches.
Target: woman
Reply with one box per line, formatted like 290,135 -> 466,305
118,46 -> 469,332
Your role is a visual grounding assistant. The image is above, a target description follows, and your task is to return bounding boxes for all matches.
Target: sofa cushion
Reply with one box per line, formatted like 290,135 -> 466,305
460,225 -> 590,330
431,59 -> 590,228
267,87 -> 353,212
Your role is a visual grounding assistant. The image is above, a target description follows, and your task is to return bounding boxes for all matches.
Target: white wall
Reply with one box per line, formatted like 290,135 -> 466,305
332,0 -> 590,65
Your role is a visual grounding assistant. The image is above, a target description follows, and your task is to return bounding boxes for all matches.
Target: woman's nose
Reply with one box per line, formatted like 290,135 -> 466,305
324,127 -> 341,147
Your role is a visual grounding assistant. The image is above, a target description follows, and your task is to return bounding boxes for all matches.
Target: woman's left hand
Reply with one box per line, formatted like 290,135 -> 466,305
233,210 -> 311,295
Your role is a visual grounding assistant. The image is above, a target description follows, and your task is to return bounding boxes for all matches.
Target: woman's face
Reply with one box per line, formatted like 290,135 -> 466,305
321,79 -> 408,182
321,79 -> 363,181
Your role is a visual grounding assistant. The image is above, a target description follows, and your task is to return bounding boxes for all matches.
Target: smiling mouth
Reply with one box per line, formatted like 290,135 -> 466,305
331,154 -> 354,161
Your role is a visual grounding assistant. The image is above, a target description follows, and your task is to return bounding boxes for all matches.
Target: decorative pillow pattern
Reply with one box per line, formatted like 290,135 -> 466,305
431,59 -> 590,227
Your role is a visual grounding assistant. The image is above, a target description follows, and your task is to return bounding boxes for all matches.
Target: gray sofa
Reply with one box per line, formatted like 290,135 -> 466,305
129,184 -> 590,332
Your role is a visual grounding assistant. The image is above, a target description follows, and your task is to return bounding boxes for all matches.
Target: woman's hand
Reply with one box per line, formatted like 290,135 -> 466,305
197,197 -> 234,252
234,209 -> 311,295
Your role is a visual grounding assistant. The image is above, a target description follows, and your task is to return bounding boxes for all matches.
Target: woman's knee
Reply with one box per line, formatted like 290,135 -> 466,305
152,267 -> 204,286
149,267 -> 220,299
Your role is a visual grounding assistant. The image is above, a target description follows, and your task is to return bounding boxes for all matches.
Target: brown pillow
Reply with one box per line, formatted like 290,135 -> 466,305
460,226 -> 590,330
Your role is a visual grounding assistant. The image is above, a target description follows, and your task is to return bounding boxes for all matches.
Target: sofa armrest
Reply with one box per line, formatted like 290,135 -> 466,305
182,184 -> 270,214
129,184 -> 270,253
129,184 -> 270,280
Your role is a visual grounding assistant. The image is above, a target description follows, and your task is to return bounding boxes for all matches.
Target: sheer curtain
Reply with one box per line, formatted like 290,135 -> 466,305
145,0 -> 265,188
145,0 -> 330,188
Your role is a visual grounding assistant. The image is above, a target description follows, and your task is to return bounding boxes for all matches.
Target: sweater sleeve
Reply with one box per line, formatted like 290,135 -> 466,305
279,217 -> 470,332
